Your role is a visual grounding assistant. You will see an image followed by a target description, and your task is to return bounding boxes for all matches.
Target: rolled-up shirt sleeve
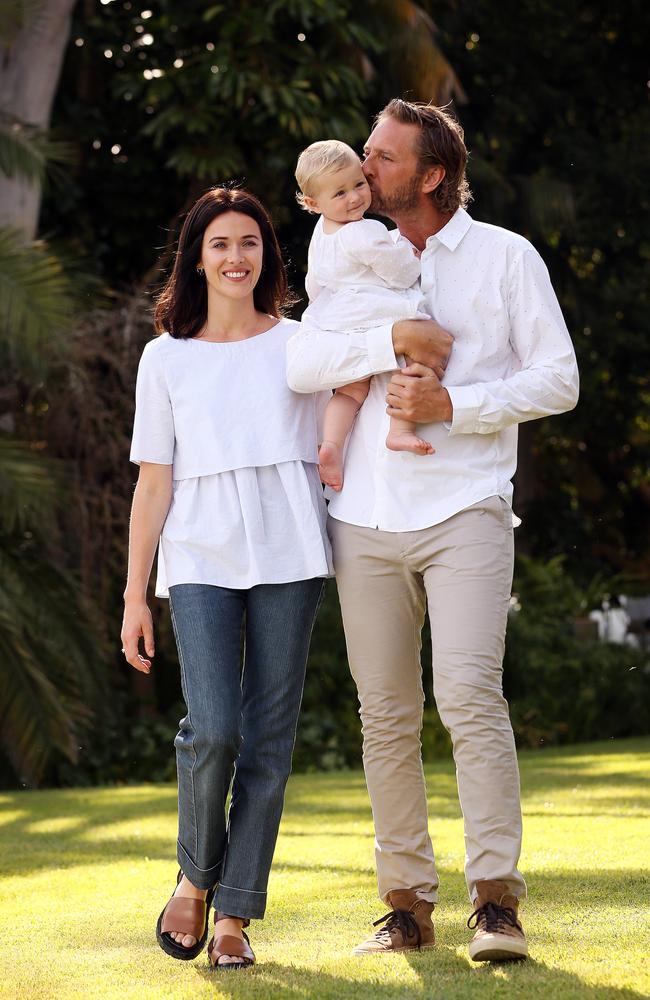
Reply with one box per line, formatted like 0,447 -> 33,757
129,341 -> 175,465
286,322 -> 398,393
447,246 -> 579,435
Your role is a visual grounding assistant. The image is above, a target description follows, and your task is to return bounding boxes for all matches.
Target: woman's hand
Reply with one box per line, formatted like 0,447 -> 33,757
121,598 -> 155,673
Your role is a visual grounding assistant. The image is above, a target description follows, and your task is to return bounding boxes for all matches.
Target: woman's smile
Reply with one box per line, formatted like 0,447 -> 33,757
221,268 -> 251,281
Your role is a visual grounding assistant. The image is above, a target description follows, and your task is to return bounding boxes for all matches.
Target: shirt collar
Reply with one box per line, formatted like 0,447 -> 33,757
426,207 -> 472,252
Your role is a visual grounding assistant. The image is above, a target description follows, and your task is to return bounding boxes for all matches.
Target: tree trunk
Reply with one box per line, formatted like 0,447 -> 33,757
0,0 -> 77,238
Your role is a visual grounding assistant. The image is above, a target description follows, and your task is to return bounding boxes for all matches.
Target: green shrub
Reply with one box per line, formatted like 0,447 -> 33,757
37,563 -> 650,787
504,556 -> 650,747
54,696 -> 180,786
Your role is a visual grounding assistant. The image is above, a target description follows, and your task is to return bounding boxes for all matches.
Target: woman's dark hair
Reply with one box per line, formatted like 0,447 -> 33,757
154,187 -> 291,339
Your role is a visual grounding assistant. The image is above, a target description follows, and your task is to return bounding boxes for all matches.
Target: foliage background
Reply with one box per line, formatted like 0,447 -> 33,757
1,0 -> 648,787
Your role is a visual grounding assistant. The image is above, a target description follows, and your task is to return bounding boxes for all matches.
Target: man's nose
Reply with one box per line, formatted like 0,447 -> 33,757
362,158 -> 373,180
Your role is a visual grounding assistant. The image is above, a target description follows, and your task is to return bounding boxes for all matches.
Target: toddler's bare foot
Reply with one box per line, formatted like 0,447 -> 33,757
386,431 -> 435,456
319,440 -> 344,491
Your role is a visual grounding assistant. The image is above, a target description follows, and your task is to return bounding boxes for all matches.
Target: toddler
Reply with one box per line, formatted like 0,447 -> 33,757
296,139 -> 434,491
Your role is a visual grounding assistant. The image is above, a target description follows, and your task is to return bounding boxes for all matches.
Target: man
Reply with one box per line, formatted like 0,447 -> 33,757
287,99 -> 579,962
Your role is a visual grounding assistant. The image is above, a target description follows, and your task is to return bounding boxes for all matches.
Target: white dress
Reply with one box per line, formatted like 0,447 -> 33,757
301,216 -> 429,334
130,318 -> 333,597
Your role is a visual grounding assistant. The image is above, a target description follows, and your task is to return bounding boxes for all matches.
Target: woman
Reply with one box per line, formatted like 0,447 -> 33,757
121,187 -> 332,969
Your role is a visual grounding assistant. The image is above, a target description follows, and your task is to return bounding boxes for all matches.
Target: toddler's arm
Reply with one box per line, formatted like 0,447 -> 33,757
305,269 -> 326,303
342,219 -> 420,289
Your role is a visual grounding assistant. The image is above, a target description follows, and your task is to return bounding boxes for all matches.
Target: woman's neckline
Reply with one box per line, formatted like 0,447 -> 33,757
190,316 -> 284,345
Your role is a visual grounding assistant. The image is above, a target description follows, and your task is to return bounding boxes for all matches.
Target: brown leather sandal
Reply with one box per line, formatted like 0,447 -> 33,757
156,869 -> 215,961
207,913 -> 255,971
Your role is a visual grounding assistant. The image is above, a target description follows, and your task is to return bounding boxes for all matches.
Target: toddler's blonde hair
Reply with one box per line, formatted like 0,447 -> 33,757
295,140 -> 361,211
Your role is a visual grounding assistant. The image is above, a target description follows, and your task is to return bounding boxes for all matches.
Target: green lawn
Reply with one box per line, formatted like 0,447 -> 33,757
1,738 -> 648,1000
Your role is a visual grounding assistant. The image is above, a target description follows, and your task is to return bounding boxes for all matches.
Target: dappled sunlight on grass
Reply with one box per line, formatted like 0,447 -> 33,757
0,738 -> 648,998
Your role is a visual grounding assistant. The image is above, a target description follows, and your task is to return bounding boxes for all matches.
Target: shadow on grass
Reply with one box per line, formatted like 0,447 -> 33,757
188,860 -> 649,998
189,954 -> 649,1000
524,807 -> 650,818
516,739 -> 650,791
1,738 -> 647,883
0,787 -> 178,878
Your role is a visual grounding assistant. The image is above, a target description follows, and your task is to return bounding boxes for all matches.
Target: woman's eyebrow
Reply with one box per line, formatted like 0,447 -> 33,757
209,234 -> 259,241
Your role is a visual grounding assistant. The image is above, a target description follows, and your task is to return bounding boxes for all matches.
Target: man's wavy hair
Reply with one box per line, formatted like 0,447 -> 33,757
154,187 -> 291,340
376,99 -> 472,215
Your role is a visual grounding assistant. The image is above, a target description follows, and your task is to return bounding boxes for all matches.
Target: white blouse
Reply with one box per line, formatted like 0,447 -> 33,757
302,216 -> 429,334
130,318 -> 333,597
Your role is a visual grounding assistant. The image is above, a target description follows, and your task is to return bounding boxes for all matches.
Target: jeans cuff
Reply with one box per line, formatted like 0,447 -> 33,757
214,882 -> 267,920
177,840 -> 221,890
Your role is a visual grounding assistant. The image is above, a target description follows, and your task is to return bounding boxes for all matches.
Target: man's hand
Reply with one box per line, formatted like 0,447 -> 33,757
386,364 -> 453,424
392,319 -> 453,377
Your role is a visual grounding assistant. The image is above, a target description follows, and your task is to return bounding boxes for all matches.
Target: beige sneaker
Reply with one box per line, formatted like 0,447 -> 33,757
352,889 -> 435,955
467,879 -> 528,961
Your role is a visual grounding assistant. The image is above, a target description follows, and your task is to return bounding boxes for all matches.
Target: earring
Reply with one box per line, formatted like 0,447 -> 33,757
196,265 -> 204,275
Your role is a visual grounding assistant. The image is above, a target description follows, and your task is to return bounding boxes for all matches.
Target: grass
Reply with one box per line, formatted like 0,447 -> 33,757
0,737 -> 649,1000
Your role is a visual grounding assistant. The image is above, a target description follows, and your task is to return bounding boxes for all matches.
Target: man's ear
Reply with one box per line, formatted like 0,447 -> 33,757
421,164 -> 445,195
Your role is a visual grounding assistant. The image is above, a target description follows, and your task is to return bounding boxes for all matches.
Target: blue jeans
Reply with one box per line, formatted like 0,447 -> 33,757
168,578 -> 324,920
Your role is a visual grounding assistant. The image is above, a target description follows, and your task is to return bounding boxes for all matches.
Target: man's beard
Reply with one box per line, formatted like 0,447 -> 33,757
369,174 -> 423,217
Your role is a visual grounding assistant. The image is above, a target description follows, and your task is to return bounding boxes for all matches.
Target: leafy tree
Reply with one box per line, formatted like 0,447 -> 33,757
432,0 -> 650,581
0,104 -> 102,787
45,0 -> 461,283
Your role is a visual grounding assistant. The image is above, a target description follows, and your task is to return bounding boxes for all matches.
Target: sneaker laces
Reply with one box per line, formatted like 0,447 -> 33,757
467,900 -> 520,933
372,907 -> 422,948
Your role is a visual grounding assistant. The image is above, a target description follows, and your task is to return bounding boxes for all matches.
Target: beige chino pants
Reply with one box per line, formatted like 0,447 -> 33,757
329,496 -> 526,904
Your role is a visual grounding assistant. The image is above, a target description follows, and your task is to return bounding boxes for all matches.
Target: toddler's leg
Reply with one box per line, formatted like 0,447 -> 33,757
386,356 -> 435,456
386,416 -> 435,456
319,379 -> 370,491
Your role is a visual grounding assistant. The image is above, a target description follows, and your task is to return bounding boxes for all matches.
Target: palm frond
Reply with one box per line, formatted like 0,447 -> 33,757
0,543 -> 101,786
0,226 -> 74,377
371,0 -> 467,105
0,436 -> 62,533
0,110 -> 75,186
0,624 -> 81,785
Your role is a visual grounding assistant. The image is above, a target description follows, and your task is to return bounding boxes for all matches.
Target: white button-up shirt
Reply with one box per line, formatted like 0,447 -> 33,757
287,208 -> 579,532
